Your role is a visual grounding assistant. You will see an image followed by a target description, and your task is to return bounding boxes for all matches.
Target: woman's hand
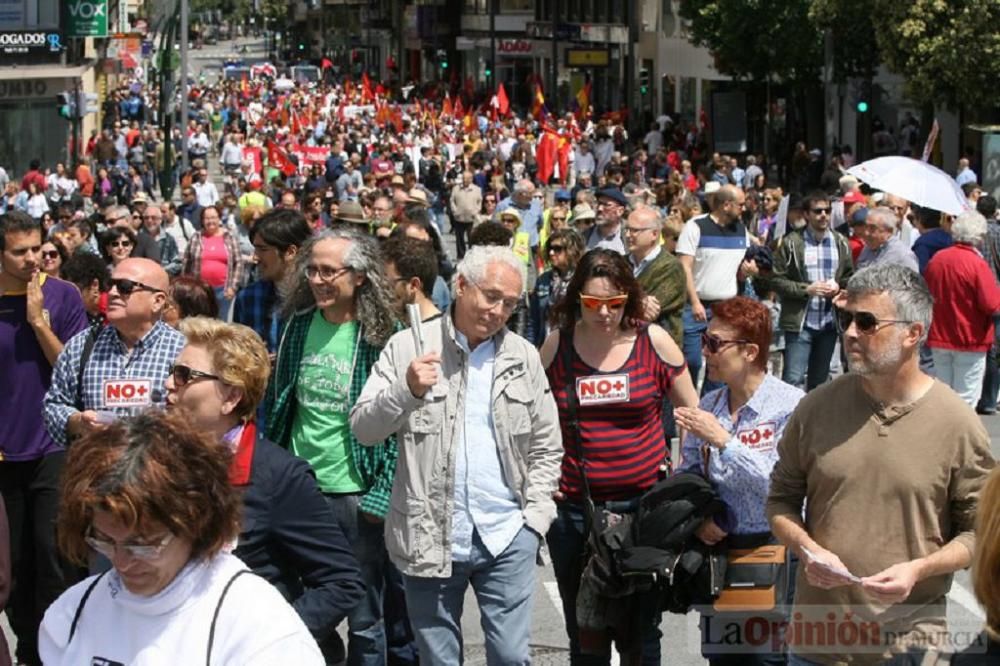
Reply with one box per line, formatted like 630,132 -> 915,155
674,406 -> 730,448
695,517 -> 728,545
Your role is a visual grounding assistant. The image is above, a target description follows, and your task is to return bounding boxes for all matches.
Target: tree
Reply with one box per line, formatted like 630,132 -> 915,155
810,0 -> 880,82
677,0 -> 823,83
869,0 -> 1000,110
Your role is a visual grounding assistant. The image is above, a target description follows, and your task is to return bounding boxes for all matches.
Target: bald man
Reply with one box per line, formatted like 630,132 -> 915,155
43,257 -> 186,444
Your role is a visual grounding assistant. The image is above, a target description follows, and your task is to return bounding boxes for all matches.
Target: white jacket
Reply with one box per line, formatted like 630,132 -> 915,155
39,552 -> 323,665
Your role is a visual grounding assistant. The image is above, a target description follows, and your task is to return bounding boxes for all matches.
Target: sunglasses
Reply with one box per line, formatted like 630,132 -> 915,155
110,277 -> 163,296
169,363 -> 222,387
551,216 -> 567,222
85,529 -> 174,561
834,309 -> 914,335
701,332 -> 750,354
580,294 -> 628,310
810,208 -> 831,215
548,244 -> 566,253
42,250 -> 60,260
109,240 -> 133,249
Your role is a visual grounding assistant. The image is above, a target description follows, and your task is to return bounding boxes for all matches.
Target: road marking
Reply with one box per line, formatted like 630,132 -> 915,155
948,582 -> 985,621
543,581 -> 620,665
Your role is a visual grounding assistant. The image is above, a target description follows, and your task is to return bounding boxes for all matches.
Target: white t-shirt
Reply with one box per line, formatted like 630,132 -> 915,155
39,552 -> 323,666
676,214 -> 751,302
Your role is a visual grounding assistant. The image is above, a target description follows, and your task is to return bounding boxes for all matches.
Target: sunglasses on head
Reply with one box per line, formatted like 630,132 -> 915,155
110,277 -> 163,296
834,308 -> 914,335
169,363 -> 221,387
701,331 -> 750,354
580,294 -> 628,311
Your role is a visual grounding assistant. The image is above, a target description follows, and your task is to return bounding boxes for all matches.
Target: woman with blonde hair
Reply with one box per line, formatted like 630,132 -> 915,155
757,187 -> 784,242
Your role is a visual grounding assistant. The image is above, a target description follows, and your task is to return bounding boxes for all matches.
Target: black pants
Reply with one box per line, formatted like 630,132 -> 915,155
0,451 -> 80,666
453,220 -> 473,259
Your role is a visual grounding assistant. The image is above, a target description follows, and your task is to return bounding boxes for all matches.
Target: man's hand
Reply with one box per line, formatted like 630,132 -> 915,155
740,259 -> 759,278
862,560 -> 922,604
406,352 -> 441,398
805,281 -> 837,298
674,406 -> 730,448
26,273 -> 47,328
361,512 -> 384,525
691,300 -> 707,322
695,517 -> 727,545
801,545 -> 858,590
641,294 -> 661,321
67,411 -> 107,438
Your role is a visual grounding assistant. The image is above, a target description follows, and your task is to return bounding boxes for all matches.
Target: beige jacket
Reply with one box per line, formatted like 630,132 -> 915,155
449,184 -> 482,223
350,313 -> 562,578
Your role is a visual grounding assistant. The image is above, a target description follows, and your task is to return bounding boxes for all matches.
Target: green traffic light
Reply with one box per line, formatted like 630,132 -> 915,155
441,62 -> 448,69
641,86 -> 648,95
857,101 -> 869,113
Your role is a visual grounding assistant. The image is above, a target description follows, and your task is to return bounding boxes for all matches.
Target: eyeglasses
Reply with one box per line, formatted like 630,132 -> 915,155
596,200 -> 620,208
580,294 -> 629,311
85,529 -> 175,561
701,331 -> 750,354
109,277 -> 164,296
834,309 -> 914,335
305,265 -> 352,281
810,207 -> 831,215
41,250 -> 60,260
109,240 -> 134,249
624,226 -> 656,235
105,215 -> 128,224
169,363 -> 222,387
471,281 -> 520,312
548,244 -> 566,254
551,216 -> 567,223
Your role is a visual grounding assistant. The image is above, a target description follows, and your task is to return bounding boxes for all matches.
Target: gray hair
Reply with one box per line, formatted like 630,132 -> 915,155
866,207 -> 897,231
513,179 -> 535,196
950,210 -> 988,246
281,226 -> 397,347
846,264 -> 933,344
630,205 -> 664,232
456,245 -> 526,295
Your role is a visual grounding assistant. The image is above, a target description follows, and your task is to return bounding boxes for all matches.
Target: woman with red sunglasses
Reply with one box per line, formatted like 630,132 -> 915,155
539,248 -> 698,664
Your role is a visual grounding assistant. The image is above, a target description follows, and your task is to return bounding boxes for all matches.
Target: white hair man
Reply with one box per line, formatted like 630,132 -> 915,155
856,207 -> 918,272
351,245 -> 562,664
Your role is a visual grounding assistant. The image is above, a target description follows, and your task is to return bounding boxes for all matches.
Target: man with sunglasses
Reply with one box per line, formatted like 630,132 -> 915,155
43,257 -> 184,446
761,191 -> 853,391
767,264 -> 994,665
0,211 -> 89,666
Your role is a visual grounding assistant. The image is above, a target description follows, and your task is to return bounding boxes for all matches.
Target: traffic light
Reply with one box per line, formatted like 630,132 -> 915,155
484,61 -> 492,79
298,41 -> 306,52
436,48 -> 448,70
56,92 -> 76,119
639,68 -> 650,96
856,100 -> 869,113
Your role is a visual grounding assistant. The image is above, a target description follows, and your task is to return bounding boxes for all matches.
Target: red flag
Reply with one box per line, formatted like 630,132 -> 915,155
266,140 -> 297,177
361,72 -> 374,103
343,77 -> 354,100
441,94 -> 453,119
531,84 -> 547,121
453,97 -> 465,120
392,107 -> 404,134
557,136 -> 572,185
463,111 -> 474,132
536,132 -> 557,184
321,57 -> 333,70
496,83 -> 510,117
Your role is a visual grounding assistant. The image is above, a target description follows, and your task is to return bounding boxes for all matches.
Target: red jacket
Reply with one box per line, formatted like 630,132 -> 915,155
926,244 -> 1000,352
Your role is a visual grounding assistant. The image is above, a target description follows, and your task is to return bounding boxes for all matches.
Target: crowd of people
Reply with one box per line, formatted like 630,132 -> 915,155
1,69 -> 999,666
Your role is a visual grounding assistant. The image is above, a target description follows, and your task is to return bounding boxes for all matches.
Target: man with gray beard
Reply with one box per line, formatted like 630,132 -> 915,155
767,264 -> 994,665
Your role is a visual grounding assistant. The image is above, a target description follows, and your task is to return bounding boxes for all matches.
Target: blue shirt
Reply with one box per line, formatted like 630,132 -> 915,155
43,321 -> 186,446
451,333 -> 522,561
678,374 -> 805,535
496,197 -> 543,248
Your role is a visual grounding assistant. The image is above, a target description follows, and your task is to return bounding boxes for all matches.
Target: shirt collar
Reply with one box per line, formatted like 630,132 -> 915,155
631,243 -> 661,269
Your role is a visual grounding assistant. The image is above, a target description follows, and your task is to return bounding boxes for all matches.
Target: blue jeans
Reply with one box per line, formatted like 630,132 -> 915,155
213,285 -> 233,322
325,494 -> 387,666
684,303 -> 724,395
547,505 -> 662,665
978,315 -> 1000,412
403,525 -> 538,666
782,326 -> 838,391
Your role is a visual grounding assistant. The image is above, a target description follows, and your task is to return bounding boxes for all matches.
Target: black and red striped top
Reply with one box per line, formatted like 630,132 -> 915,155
546,325 -> 684,502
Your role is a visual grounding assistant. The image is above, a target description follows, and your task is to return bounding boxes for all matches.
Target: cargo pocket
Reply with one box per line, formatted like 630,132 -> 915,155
387,493 -> 432,564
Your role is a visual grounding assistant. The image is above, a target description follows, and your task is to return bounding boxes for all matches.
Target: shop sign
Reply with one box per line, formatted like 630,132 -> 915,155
66,0 -> 108,38
0,79 -> 51,100
498,39 -> 535,56
566,49 -> 609,67
0,30 -> 64,55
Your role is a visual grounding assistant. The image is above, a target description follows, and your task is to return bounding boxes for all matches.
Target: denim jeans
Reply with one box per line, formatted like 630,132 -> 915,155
403,525 -> 538,666
384,561 -> 418,665
213,285 -> 233,322
977,316 -> 1000,412
325,493 -> 387,666
682,303 -> 708,388
931,349 -> 987,407
782,325 -> 839,391
547,504 -> 662,665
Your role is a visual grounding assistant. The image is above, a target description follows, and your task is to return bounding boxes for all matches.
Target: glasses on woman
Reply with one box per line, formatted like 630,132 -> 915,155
548,244 -> 566,254
834,309 -> 914,335
701,332 -> 749,354
85,529 -> 175,561
109,240 -> 134,249
169,363 -> 222,387
580,294 -> 628,311
42,250 -> 60,260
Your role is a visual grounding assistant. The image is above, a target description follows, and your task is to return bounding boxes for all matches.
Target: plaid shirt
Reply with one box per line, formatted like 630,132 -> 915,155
181,230 -> 244,294
43,321 -> 186,446
233,280 -> 282,353
803,230 -> 838,330
265,308 -> 397,518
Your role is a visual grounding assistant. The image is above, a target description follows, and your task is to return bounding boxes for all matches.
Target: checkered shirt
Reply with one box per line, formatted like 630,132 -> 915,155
803,231 -> 838,330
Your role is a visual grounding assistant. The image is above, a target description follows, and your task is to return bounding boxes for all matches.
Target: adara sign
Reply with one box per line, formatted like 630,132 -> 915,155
66,0 -> 109,38
0,31 -> 64,56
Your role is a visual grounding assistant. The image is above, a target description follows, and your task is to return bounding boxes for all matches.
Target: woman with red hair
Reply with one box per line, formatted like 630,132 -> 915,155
675,296 -> 805,665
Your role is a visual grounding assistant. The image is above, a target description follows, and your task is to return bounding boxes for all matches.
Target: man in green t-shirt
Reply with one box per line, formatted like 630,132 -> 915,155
266,226 -> 399,664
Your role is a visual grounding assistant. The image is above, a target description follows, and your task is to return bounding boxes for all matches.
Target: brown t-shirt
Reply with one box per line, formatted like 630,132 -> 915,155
767,374 -> 994,664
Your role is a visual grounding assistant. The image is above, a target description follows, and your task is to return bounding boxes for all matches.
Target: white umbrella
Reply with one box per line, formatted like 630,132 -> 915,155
273,77 -> 295,91
846,156 -> 970,216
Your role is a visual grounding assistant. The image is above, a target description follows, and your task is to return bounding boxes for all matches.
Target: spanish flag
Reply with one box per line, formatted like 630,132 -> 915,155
575,81 -> 591,121
531,84 -> 547,121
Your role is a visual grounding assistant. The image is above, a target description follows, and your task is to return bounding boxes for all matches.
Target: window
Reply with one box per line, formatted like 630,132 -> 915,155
500,0 -> 532,10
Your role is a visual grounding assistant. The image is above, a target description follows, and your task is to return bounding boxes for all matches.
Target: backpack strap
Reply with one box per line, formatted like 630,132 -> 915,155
68,572 -> 107,644
206,569 -> 252,666
74,323 -> 103,413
